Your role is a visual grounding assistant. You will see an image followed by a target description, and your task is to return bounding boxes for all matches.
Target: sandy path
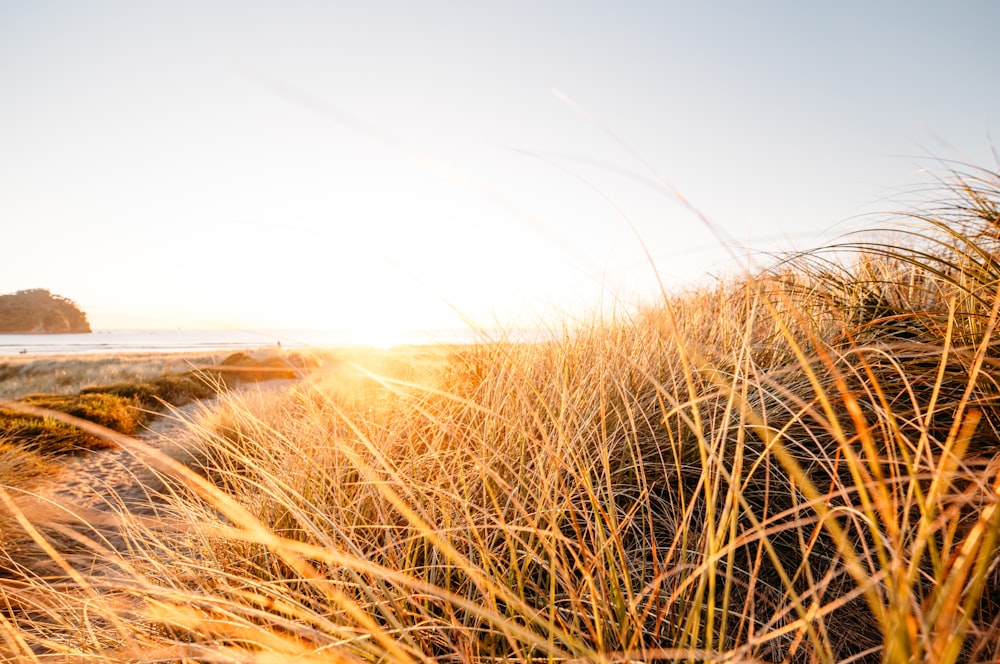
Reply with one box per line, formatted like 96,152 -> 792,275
13,381 -> 293,576
0,380 -> 297,659
44,399 -> 212,515
6,400 -> 214,580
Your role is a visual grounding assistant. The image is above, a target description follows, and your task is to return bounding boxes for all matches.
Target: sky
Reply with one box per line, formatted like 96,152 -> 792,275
2,1 -> 999,341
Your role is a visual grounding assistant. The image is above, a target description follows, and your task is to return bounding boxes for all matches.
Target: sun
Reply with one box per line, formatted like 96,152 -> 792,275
254,256 -> 470,348
285,301 -> 426,349
346,325 -> 414,349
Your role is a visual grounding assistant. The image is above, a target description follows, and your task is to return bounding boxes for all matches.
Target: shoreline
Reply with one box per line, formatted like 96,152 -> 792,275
0,327 -> 547,356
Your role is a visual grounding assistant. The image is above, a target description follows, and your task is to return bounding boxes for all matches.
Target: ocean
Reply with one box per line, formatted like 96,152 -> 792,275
0,328 -> 490,355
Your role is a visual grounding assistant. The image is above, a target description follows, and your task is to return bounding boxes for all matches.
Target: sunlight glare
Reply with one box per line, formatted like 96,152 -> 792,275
349,326 -> 413,349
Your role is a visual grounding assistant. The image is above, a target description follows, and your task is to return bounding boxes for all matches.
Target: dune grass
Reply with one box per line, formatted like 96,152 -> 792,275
3,167 -> 1000,662
0,351 -> 227,400
0,349 -> 319,457
0,349 -> 324,400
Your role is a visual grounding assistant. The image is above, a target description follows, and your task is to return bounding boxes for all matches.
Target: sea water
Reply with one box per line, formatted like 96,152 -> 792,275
0,328 -> 493,355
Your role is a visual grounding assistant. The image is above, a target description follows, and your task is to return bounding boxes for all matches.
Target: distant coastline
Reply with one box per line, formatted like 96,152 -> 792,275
0,289 -> 91,334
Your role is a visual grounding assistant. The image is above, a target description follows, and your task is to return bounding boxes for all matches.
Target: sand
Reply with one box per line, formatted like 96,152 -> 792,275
8,380 -> 294,578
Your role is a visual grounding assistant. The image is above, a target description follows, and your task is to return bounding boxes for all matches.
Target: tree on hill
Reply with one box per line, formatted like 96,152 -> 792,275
0,289 -> 92,333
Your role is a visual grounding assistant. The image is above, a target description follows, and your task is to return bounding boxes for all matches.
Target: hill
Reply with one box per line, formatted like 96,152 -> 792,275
0,289 -> 91,333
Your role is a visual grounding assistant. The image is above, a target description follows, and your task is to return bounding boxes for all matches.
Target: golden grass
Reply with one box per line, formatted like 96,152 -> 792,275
0,348 -> 325,399
2,167 -> 1000,662
0,349 -> 329,458
0,351 -> 227,399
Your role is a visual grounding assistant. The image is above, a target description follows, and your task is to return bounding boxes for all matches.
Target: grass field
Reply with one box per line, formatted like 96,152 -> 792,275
0,351 -> 227,399
2,167 -> 1000,662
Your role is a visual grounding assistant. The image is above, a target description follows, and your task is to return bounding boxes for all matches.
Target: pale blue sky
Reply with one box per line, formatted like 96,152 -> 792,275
2,1 -> 998,337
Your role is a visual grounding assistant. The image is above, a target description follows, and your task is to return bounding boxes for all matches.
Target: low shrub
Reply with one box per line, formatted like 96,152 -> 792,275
22,392 -> 144,434
81,371 -> 219,408
0,406 -> 117,454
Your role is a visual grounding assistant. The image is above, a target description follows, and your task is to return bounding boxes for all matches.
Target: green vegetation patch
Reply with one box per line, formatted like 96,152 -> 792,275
0,389 -> 155,454
81,371 -> 219,408
1,371 -> 223,455
22,392 -> 145,434
0,406 -> 117,454
0,354 -> 302,456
